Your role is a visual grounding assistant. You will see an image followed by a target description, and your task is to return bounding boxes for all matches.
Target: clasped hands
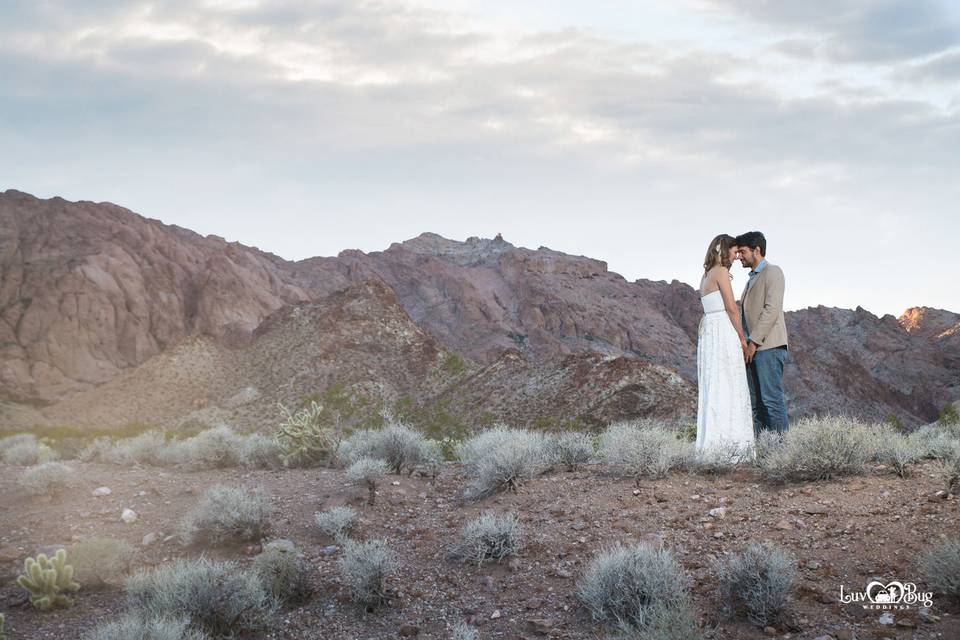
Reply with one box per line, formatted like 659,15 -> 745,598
741,340 -> 758,364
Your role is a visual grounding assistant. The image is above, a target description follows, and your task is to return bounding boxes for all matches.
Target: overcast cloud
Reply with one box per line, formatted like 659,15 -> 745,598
1,0 -> 957,316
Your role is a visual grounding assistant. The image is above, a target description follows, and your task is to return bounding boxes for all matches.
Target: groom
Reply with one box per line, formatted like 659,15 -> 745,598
735,231 -> 789,435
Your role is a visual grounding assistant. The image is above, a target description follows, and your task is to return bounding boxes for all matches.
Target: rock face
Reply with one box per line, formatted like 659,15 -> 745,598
0,189 -> 309,403
0,189 -> 956,429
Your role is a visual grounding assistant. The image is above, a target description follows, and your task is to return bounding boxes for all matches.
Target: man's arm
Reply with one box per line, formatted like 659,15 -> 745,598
748,266 -> 785,346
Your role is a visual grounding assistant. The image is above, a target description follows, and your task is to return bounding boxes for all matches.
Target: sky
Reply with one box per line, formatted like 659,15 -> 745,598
1,0 -> 958,317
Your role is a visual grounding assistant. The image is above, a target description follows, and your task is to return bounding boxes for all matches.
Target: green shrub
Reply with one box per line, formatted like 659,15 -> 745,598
346,457 -> 389,506
274,401 -> 343,467
1,434 -> 59,466
338,422 -> 436,475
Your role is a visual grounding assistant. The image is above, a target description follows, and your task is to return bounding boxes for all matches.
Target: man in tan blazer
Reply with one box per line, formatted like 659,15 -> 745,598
735,231 -> 789,435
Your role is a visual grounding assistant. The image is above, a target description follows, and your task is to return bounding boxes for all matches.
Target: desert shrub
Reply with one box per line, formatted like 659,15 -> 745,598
456,426 -> 550,499
756,416 -> 873,482
448,511 -> 524,567
338,422 -> 435,475
692,440 -> 753,475
78,436 -> 114,462
2,434 -> 59,466
179,485 -> 275,546
252,541 -> 314,607
314,506 -> 357,541
125,557 -> 277,638
238,433 -> 283,468
916,537 -> 960,605
910,423 -> 960,460
599,421 -> 693,481
338,538 -> 398,610
275,400 -> 343,467
18,461 -> 73,496
577,542 -> 694,634
546,432 -> 594,471
81,613 -> 210,640
346,457 -> 389,506
69,538 -> 135,588
934,442 -> 960,492
171,426 -> 244,470
939,402 -> 960,426
871,428 -> 925,477
106,430 -> 170,466
450,620 -> 478,640
712,541 -> 797,627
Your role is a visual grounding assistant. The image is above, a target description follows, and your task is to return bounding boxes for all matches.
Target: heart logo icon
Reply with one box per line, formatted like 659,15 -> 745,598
865,580 -> 905,603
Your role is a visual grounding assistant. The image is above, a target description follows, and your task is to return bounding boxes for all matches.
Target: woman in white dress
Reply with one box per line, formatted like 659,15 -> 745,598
696,234 -> 755,463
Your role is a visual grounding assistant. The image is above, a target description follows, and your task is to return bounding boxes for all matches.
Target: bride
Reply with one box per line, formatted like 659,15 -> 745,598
696,234 -> 755,463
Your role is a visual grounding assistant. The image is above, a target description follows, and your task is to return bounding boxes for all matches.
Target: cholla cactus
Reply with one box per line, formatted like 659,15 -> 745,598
17,548 -> 81,610
274,401 -> 343,467
0,612 -> 5,640
346,457 -> 389,505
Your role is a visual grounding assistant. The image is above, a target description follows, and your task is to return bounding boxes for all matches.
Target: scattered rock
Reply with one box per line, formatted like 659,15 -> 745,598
398,623 -> 419,637
322,545 -> 339,556
774,519 -> 792,530
570,521 -> 587,531
490,609 -> 501,619
120,508 -> 138,524
763,626 -> 778,636
709,507 -> 726,519
141,532 -> 158,547
526,618 -> 555,635
92,486 -> 112,497
917,607 -> 939,623
878,612 -> 894,625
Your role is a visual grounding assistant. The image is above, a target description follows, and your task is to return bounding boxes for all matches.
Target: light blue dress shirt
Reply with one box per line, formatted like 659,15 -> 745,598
744,258 -> 767,343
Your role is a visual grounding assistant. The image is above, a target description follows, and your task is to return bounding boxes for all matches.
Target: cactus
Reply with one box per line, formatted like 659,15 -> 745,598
16,548 -> 81,610
0,611 -> 6,640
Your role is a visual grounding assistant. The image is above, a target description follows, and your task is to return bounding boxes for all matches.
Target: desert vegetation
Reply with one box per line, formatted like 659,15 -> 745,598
2,410 -> 959,638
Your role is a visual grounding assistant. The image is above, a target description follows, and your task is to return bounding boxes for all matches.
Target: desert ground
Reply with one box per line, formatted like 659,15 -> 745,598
1,453 -> 958,640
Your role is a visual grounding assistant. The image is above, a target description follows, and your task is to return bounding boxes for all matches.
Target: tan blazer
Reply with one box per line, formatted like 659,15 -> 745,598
740,261 -> 788,351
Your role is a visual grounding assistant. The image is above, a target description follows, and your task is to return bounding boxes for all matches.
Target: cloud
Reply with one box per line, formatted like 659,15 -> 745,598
704,0 -> 960,63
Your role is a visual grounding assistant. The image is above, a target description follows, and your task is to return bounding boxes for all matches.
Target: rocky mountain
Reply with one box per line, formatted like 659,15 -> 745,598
0,189 -> 955,431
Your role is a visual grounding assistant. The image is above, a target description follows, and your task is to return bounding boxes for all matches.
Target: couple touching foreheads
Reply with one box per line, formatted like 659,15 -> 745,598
695,231 -> 789,463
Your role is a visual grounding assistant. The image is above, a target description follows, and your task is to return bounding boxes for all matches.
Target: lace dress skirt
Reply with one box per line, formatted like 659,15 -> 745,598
696,291 -> 755,462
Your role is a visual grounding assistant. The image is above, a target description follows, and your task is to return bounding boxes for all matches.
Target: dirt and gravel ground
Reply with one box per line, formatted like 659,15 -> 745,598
1,458 -> 958,640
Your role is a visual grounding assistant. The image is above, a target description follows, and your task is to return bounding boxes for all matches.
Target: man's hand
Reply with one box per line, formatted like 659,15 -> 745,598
746,342 -> 758,363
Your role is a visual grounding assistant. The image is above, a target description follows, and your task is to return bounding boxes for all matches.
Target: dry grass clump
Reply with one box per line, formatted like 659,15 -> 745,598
251,541 -> 314,607
81,613 -> 210,640
1,433 -> 59,466
346,457 -> 390,506
916,537 -> 960,605
545,432 -> 594,471
179,485 -> 275,546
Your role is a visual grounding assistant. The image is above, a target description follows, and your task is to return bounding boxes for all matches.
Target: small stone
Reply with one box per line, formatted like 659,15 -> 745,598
878,612 -> 894,625
690,494 -> 701,500
141,532 -> 158,547
92,486 -> 112,497
632,489 -> 641,495
322,545 -> 339,555
812,635 -> 833,640
120,508 -> 138,524
834,629 -> 855,640
398,623 -> 419,637
803,505 -> 829,515
712,532 -> 725,539
508,557 -> 523,572
763,626 -> 778,636
490,609 -> 501,619
895,618 -> 916,629
774,519 -> 792,530
917,607 -> 939,623
524,598 -> 543,610
391,480 -> 401,486
570,521 -> 587,531
709,507 -> 726,519
806,560 -> 821,570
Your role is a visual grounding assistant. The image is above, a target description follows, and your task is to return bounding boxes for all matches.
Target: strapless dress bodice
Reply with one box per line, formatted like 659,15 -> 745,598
701,290 -> 725,314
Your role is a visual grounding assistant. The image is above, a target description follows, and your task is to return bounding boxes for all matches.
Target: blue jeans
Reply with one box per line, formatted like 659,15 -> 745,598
746,346 -> 789,435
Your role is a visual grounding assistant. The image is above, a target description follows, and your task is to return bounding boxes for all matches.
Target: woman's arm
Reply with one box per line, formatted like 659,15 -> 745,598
717,271 -> 748,348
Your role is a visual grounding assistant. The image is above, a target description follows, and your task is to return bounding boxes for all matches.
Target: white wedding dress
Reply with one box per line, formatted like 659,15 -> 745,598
696,290 -> 755,462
